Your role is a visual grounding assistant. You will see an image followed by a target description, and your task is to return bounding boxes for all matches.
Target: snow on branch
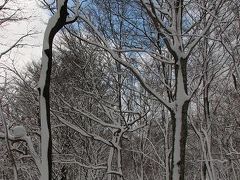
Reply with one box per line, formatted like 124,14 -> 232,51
0,129 -> 41,172
58,96 -> 122,129
52,113 -> 113,147
38,0 -> 79,179
184,0 -> 224,58
71,15 -> 174,110
53,160 -> 107,170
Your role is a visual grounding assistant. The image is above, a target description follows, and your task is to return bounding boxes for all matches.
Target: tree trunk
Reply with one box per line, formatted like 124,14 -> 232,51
38,1 -> 69,179
170,59 -> 189,180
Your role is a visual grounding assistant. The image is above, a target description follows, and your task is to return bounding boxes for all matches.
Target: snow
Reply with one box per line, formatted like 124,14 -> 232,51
21,135 -> 42,171
39,1 -> 68,179
42,0 -> 65,50
39,98 -> 49,180
38,0 -> 66,88
172,109 -> 182,179
172,62 -> 189,179
12,126 -> 27,138
38,1 -> 78,179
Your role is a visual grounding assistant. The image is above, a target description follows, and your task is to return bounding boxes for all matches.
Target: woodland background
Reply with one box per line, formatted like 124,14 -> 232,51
0,0 -> 240,180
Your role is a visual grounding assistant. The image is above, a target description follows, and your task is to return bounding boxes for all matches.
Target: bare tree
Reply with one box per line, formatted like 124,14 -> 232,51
38,0 -> 79,179
60,0 -> 227,179
0,0 -> 34,59
1,0 -> 240,180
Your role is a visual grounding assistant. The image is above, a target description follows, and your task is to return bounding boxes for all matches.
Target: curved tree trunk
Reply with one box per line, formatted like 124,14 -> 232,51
38,1 -> 70,179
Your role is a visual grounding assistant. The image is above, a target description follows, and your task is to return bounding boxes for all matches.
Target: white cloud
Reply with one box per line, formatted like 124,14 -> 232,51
0,0 -> 48,71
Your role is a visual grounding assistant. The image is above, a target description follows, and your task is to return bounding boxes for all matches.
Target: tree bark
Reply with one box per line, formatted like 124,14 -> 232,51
38,1 -> 69,179
170,59 -> 189,180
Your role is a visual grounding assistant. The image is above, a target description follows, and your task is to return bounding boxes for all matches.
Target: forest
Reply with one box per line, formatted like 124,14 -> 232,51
0,0 -> 240,180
